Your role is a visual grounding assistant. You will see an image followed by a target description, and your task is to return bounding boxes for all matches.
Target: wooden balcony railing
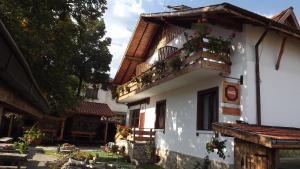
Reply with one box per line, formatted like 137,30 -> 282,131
117,39 -> 232,99
130,128 -> 155,142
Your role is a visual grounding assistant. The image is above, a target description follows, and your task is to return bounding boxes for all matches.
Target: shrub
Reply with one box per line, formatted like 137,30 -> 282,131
168,56 -> 182,71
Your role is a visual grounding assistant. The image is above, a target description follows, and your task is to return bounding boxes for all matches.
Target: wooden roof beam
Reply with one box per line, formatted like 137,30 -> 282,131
125,56 -> 145,62
275,36 -> 287,70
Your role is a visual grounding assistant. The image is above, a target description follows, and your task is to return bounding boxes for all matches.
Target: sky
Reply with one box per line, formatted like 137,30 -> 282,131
104,0 -> 300,78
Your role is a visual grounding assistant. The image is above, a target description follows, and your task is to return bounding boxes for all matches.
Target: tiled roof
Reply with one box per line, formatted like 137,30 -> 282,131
74,101 -> 113,117
213,122 -> 300,148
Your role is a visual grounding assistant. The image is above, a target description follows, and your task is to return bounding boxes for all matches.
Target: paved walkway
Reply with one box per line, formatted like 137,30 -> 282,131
26,147 -> 57,169
25,146 -> 100,169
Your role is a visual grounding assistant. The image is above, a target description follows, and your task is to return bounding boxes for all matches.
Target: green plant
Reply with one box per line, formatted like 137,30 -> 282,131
168,56 -> 182,71
115,125 -> 132,140
206,135 -> 227,159
13,141 -> 28,154
154,60 -> 167,79
145,141 -> 155,161
116,85 -> 124,96
183,23 -> 211,57
141,73 -> 152,85
207,36 -> 231,54
22,128 -> 45,145
125,86 -> 130,93
133,76 -> 142,83
154,60 -> 166,75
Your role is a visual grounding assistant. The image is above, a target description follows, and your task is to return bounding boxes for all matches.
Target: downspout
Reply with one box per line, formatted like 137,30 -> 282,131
255,27 -> 269,126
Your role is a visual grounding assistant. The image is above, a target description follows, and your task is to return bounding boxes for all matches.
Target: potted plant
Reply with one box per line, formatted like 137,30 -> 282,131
23,128 -> 45,145
206,134 -> 227,159
115,125 -> 132,141
141,72 -> 152,86
168,56 -> 182,71
154,60 -> 166,79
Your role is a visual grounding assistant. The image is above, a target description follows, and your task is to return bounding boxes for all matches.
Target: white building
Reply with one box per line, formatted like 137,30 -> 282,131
114,3 -> 300,169
85,86 -> 128,124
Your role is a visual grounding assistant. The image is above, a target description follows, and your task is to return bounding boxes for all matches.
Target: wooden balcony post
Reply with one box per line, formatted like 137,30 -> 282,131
133,127 -> 136,142
58,119 -> 65,141
0,106 -> 3,129
104,118 -> 108,143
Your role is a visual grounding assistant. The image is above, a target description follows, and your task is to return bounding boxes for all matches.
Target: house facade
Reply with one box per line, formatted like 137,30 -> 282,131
114,3 -> 300,169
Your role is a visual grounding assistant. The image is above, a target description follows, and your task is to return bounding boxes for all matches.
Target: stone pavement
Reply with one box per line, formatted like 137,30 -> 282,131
26,147 -> 57,169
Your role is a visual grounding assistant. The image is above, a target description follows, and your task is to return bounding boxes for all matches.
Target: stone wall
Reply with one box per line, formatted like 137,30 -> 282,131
156,149 -> 234,169
127,141 -> 154,165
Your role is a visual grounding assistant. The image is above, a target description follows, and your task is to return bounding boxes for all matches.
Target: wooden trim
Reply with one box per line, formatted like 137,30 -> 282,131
275,37 -> 287,70
125,56 -> 144,62
213,123 -> 273,148
127,97 -> 150,107
155,100 -> 166,130
0,84 -> 43,118
222,107 -> 241,116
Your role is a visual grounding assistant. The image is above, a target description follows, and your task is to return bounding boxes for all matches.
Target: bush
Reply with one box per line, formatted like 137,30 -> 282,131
168,57 -> 182,71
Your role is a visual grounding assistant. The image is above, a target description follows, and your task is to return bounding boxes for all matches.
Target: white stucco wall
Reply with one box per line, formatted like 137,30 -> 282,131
86,88 -> 128,113
126,23 -> 300,165
127,24 -> 252,165
244,25 -> 300,128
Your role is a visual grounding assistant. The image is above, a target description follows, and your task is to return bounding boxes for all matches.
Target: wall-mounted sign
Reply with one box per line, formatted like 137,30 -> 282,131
222,81 -> 240,105
222,81 -> 241,116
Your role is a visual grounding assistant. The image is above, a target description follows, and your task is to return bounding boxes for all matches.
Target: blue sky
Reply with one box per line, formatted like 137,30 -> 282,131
104,0 -> 300,77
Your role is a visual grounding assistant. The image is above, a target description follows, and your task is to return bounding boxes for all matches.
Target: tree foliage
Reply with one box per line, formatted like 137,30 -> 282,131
0,0 -> 112,115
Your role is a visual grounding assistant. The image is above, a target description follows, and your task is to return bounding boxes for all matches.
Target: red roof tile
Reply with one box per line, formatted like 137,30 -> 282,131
74,101 -> 113,117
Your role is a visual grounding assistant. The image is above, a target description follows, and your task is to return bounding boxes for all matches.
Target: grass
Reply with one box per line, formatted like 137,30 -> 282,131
280,150 -> 300,158
43,149 -> 163,169
140,164 -> 164,169
44,149 -> 60,157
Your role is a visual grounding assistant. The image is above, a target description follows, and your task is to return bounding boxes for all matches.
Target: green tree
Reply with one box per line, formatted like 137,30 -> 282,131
0,0 -> 112,115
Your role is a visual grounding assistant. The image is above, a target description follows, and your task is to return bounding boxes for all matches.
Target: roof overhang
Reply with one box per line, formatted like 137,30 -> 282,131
213,122 -> 300,149
114,3 -> 300,85
0,20 -> 49,116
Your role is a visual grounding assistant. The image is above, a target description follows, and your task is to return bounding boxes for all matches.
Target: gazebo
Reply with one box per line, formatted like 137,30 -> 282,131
61,101 -> 114,143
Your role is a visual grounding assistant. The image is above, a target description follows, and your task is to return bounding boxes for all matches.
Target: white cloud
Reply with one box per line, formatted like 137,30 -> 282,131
256,12 -> 275,18
104,0 -> 145,78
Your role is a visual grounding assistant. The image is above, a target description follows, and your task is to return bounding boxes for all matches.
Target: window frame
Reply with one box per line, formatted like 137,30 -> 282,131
155,100 -> 166,130
130,109 -> 140,128
197,87 -> 219,131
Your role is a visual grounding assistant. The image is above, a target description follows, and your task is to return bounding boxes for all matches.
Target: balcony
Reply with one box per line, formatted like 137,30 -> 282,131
117,37 -> 232,102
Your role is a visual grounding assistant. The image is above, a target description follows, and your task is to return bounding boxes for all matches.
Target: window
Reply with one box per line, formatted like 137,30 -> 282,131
130,109 -> 140,128
197,87 -> 219,130
155,100 -> 166,129
85,88 -> 98,99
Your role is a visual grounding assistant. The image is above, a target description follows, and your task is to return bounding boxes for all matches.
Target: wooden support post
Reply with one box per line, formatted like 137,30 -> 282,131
275,37 -> 287,70
104,118 -> 108,143
58,119 -> 65,141
0,106 -> 3,128
8,114 -> 14,137
271,149 -> 279,169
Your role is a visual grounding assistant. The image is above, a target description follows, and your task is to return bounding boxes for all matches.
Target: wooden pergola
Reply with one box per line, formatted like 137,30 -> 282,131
60,101 -> 114,143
